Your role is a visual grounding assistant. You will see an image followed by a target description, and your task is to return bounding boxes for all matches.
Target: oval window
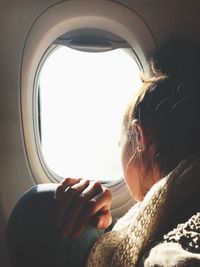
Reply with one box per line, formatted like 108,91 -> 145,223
38,46 -> 142,181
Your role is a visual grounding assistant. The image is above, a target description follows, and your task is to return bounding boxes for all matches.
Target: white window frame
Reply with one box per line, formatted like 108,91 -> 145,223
21,0 -> 155,216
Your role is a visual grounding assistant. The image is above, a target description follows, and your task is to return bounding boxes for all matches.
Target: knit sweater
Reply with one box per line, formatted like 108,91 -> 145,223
86,157 -> 200,267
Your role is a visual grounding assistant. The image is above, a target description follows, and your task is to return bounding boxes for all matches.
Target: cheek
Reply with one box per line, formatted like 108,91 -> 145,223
121,148 -> 146,202
121,140 -> 134,185
124,162 -> 137,189
120,140 -> 143,200
121,139 -> 133,173
121,145 -> 129,178
121,146 -> 135,189
124,162 -> 144,201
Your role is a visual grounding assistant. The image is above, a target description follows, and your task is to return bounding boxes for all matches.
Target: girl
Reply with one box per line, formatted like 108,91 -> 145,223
7,44 -> 200,267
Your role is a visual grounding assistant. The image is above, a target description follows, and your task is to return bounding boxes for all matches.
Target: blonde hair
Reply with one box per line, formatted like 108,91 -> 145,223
122,65 -> 200,175
121,70 -> 166,173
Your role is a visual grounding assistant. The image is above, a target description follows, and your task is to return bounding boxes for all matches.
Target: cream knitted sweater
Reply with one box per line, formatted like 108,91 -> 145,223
86,158 -> 200,267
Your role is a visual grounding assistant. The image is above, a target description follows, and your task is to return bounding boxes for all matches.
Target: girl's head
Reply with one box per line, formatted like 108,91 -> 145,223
121,65 -> 200,201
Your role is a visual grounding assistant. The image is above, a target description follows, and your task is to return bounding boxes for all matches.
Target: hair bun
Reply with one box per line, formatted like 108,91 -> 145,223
152,40 -> 200,84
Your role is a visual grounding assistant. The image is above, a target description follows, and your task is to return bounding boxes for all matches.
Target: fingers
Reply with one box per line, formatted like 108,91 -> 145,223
89,189 -> 112,230
71,188 -> 112,237
55,178 -> 112,238
60,181 -> 104,236
92,208 -> 112,230
56,179 -> 90,228
54,177 -> 82,201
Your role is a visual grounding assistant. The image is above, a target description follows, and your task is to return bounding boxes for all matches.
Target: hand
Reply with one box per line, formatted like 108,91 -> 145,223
54,178 -> 112,237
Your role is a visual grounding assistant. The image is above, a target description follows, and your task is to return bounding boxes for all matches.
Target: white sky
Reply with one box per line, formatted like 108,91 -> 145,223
39,46 -> 142,181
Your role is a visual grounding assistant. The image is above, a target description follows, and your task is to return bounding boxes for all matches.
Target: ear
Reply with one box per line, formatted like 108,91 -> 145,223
131,119 -> 147,152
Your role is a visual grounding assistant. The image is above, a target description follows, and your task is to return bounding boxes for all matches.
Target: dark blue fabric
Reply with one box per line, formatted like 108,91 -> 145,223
7,184 -> 103,267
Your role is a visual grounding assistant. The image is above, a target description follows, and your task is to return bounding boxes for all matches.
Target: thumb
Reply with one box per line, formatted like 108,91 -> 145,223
92,209 -> 112,230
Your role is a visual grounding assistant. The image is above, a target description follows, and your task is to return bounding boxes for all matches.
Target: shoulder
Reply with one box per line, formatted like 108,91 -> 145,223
139,242 -> 200,267
138,212 -> 200,267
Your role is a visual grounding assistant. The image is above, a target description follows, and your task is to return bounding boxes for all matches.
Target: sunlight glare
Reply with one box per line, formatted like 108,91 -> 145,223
39,46 -> 142,180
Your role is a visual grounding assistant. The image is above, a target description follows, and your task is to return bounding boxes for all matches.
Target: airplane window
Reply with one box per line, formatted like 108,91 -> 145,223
38,46 -> 142,181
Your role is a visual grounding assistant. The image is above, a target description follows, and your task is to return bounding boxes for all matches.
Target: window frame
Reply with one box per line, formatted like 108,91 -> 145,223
20,0 -> 155,217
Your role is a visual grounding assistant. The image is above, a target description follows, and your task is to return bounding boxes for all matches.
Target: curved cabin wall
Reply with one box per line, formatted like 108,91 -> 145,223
0,2 -> 61,266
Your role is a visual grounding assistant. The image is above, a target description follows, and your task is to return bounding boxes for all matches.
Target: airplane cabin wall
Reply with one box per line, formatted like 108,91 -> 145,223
0,1 -> 62,265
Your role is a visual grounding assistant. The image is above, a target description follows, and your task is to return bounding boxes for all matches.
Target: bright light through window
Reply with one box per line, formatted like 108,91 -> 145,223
38,46 -> 142,181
